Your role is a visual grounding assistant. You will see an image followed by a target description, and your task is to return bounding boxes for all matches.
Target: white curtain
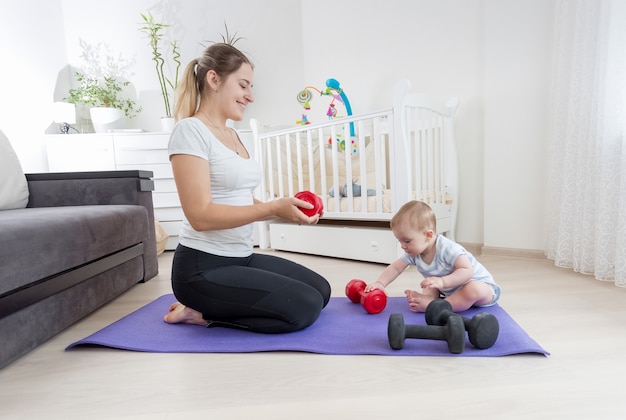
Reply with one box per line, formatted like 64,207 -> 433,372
546,0 -> 626,287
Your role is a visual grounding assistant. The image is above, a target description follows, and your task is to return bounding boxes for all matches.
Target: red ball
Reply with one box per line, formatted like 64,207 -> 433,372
295,191 -> 323,216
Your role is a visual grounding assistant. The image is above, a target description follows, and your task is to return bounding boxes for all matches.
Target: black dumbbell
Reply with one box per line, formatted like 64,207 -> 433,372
387,313 -> 466,354
425,299 -> 499,350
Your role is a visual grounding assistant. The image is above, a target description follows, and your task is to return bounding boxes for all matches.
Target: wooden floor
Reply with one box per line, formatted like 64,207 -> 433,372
1,249 -> 626,419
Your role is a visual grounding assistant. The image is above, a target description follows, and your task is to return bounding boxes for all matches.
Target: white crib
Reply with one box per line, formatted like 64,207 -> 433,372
250,80 -> 459,264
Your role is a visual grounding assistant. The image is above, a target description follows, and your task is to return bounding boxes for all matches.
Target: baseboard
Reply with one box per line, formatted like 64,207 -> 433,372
479,245 -> 546,259
458,242 -> 546,259
458,242 -> 483,256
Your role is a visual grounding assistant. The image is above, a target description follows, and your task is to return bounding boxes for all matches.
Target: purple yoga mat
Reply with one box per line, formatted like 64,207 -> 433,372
66,295 -> 548,357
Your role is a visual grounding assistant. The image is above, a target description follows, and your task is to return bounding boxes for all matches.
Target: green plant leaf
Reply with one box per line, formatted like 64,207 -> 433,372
139,11 -> 181,118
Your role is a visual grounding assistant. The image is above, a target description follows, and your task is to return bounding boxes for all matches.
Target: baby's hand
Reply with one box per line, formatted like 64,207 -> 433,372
420,277 -> 444,291
365,281 -> 384,293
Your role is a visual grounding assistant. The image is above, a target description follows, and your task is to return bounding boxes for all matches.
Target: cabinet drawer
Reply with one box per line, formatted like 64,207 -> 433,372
154,178 -> 177,193
153,192 -> 181,208
160,220 -> 183,250
165,236 -> 180,250
159,220 -> 184,236
155,207 -> 185,221
115,148 -> 169,165
113,134 -> 169,149
113,134 -> 170,164
269,223 -> 400,264
116,163 -> 173,179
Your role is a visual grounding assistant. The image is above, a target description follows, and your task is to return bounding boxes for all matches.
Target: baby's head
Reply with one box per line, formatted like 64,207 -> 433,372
390,200 -> 437,234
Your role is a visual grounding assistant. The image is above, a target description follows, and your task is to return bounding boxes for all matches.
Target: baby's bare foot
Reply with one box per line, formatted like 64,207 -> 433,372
163,302 -> 207,326
404,290 -> 435,313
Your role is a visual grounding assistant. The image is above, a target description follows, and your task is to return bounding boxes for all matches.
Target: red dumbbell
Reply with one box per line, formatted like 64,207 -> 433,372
295,190 -> 324,217
345,279 -> 387,314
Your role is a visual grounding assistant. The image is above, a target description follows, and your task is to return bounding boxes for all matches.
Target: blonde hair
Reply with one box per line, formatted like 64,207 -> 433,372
390,200 -> 437,233
174,43 -> 253,121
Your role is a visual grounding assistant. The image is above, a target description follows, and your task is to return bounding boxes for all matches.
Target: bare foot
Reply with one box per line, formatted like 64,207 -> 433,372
404,290 -> 435,313
163,302 -> 208,326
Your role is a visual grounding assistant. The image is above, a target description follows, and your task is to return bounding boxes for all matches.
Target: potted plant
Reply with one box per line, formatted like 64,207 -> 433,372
139,12 -> 181,131
65,39 -> 141,132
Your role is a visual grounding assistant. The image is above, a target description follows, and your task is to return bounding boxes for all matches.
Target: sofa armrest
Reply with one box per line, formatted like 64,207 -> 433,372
25,170 -> 158,281
25,170 -> 154,207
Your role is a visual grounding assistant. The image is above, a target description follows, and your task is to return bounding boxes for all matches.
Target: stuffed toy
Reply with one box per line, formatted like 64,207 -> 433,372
329,181 -> 376,198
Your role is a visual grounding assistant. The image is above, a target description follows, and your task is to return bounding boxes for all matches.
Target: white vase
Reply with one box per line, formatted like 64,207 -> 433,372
90,107 -> 125,133
160,117 -> 175,133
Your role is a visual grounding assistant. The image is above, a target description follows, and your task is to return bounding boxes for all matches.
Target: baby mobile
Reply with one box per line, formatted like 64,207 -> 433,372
296,78 -> 357,155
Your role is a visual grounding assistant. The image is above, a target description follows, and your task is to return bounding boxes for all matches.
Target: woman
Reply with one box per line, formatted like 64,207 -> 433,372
164,42 -> 331,333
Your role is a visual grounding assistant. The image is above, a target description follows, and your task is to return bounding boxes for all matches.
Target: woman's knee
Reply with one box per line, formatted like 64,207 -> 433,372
289,288 -> 325,330
314,276 -> 332,306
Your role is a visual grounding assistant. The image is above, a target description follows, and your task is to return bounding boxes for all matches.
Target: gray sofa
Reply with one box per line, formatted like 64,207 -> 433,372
0,170 -> 158,369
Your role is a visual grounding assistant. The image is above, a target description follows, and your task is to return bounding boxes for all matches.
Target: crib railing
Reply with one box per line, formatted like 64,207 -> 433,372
251,109 -> 396,221
392,79 -> 460,236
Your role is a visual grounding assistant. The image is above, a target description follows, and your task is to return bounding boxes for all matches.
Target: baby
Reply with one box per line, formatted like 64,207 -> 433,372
365,200 -> 501,312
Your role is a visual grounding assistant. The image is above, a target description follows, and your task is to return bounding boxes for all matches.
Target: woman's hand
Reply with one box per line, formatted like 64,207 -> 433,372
273,196 -> 321,224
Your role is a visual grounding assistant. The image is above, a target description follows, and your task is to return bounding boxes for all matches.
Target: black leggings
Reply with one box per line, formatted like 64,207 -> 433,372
170,245 -> 331,333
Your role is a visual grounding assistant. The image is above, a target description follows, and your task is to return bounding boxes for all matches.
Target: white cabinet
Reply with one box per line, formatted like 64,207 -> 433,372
111,134 -> 184,250
45,132 -> 182,250
45,130 -> 256,250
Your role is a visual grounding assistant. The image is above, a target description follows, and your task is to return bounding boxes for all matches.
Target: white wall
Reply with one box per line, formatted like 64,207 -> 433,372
483,0 -> 554,251
0,0 -> 555,252
59,0 -> 304,132
300,0 -> 486,247
0,0 -> 67,172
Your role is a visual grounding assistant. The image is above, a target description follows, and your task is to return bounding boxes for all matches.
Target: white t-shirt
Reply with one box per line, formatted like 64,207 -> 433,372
168,118 -> 262,257
401,234 -> 498,295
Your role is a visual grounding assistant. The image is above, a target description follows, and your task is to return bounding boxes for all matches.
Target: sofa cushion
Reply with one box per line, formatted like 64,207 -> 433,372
0,205 -> 149,295
0,130 -> 29,210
